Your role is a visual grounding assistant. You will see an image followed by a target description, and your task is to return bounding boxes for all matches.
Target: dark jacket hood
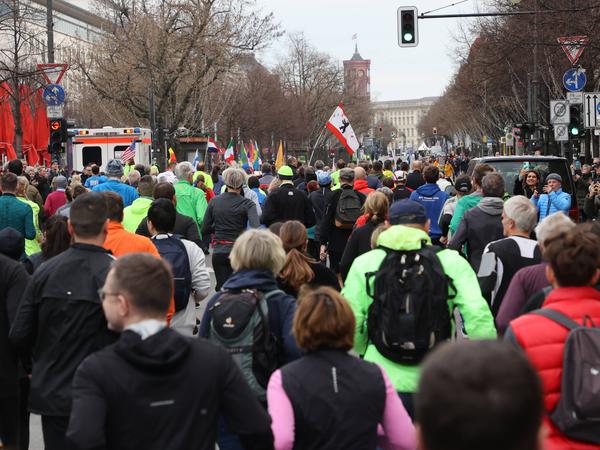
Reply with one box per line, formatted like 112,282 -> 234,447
114,328 -> 190,370
0,227 -> 24,260
416,182 -> 441,196
222,269 -> 279,291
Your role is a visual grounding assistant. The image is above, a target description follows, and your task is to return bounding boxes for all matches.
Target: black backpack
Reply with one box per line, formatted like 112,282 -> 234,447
530,309 -> 600,444
208,289 -> 282,400
335,189 -> 362,228
152,235 -> 192,312
365,245 -> 454,365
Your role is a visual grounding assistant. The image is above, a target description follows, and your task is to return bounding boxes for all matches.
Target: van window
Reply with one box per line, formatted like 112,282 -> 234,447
82,146 -> 102,167
475,160 -> 573,195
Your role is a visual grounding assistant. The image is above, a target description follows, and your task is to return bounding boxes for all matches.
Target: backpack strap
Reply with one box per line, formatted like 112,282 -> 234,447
530,308 -> 581,331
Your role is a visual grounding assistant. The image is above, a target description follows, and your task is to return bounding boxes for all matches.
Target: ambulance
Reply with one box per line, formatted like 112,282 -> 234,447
70,126 -> 152,171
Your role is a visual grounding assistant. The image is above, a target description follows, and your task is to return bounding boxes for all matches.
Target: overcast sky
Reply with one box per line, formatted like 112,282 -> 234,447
75,0 -> 479,101
256,0 -> 479,101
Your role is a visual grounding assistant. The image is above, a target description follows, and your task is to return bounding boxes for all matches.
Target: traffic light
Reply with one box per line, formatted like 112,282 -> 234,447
398,7 -> 418,47
569,105 -> 584,138
49,119 -> 66,158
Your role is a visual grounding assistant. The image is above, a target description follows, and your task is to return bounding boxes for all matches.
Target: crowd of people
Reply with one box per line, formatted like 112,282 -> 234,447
1,152 -> 599,450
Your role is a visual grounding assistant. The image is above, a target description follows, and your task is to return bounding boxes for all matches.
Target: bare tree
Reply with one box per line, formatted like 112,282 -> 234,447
77,0 -> 280,164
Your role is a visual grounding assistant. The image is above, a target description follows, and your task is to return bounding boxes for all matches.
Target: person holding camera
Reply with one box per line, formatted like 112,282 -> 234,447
583,181 -> 600,221
531,173 -> 571,221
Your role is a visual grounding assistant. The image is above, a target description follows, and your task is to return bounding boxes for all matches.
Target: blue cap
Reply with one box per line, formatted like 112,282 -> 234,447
317,171 -> 332,186
389,200 -> 428,225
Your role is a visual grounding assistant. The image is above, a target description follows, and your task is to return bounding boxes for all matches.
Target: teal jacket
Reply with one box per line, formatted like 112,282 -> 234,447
341,225 -> 496,393
0,194 -> 35,241
449,192 -> 483,234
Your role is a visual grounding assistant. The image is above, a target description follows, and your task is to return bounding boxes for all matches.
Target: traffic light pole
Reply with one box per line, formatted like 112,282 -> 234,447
47,0 -> 54,63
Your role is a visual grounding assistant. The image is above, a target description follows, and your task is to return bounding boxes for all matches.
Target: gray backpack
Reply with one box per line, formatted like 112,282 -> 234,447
531,308 -> 600,444
208,289 -> 282,400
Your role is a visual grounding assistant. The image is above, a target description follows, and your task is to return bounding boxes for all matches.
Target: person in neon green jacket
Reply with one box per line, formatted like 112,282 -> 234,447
193,162 -> 213,190
342,201 -> 496,400
174,162 -> 207,237
16,176 -> 42,256
122,175 -> 155,232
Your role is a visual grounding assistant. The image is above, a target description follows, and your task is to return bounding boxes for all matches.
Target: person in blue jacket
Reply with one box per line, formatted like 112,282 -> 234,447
409,165 -> 449,245
530,173 -> 571,221
92,160 -> 139,207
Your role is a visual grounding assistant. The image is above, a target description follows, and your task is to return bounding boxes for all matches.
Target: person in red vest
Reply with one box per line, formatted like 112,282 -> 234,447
506,224 -> 600,450
44,175 -> 68,216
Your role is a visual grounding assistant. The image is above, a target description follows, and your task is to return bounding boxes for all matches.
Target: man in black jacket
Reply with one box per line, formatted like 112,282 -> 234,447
136,181 -> 201,247
10,192 -> 117,450
320,168 -> 366,273
260,165 -> 316,228
67,253 -> 273,450
0,251 -> 30,450
406,160 -> 425,191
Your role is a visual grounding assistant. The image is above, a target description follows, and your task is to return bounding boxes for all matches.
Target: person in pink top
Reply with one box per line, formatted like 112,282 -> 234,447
44,175 -> 68,216
267,286 -> 416,450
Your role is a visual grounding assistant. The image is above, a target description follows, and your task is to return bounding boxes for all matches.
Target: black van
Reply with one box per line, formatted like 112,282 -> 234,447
467,156 -> 578,221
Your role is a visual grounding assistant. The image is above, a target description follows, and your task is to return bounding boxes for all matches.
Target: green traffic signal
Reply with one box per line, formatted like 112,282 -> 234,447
398,8 -> 418,47
570,126 -> 580,136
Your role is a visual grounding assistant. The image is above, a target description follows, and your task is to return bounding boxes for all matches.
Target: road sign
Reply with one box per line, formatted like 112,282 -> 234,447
583,93 -> 600,128
37,63 -> 68,84
550,100 -> 570,124
557,36 -> 589,65
563,68 -> 586,92
554,124 -> 568,142
567,92 -> 583,104
46,104 -> 64,119
43,84 -> 65,106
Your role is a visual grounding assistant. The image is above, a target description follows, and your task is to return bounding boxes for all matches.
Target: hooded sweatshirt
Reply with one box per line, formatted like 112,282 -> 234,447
342,225 -> 496,393
409,183 -> 449,239
67,327 -> 273,450
122,197 -> 153,232
354,179 -> 374,195
448,197 -> 505,272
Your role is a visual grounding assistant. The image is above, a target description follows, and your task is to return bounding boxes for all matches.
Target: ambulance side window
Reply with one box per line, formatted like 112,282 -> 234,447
82,146 -> 102,167
113,145 -> 130,161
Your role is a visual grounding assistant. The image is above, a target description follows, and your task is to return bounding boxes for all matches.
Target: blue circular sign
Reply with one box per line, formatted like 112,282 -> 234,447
563,68 -> 586,92
43,84 -> 65,106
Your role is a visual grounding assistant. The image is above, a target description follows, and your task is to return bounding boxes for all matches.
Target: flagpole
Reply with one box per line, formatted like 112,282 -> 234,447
308,126 -> 327,165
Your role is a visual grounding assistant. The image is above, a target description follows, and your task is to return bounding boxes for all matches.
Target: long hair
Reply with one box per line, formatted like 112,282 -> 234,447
279,220 -> 315,291
41,215 -> 71,259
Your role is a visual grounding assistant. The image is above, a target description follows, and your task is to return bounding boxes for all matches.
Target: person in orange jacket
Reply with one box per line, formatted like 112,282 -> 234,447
101,191 -> 175,322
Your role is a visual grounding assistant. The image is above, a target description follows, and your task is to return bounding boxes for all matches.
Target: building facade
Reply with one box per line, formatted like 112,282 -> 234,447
343,45 -> 370,99
371,96 -> 439,150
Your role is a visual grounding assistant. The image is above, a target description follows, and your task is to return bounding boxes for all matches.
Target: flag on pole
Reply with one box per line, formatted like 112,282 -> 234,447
121,139 -> 136,163
168,147 -> 177,163
239,141 -> 249,167
207,137 -> 220,153
192,149 -> 200,167
253,140 -> 261,171
224,139 -> 235,164
275,140 -> 284,170
352,33 -> 357,40
325,103 -> 360,156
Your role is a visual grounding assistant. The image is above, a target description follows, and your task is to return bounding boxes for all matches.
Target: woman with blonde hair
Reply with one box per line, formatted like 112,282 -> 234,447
340,191 -> 389,281
199,228 -> 301,450
278,220 -> 339,297
267,287 -> 416,450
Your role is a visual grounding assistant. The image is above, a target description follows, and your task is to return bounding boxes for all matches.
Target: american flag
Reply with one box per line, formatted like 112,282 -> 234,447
121,140 -> 136,163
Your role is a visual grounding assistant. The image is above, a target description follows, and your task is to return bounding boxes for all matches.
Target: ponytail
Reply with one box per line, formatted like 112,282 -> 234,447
280,248 -> 315,291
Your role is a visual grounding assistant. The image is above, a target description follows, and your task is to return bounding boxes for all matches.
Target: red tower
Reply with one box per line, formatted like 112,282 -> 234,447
343,44 -> 371,99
